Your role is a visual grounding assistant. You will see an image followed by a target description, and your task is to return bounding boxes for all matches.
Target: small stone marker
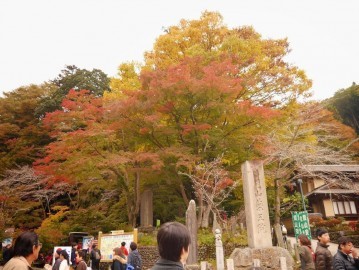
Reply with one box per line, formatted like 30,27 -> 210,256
242,160 -> 272,248
253,259 -> 261,267
226,258 -> 234,270
215,229 -> 225,270
186,200 -> 198,264
200,261 -> 208,270
280,257 -> 287,270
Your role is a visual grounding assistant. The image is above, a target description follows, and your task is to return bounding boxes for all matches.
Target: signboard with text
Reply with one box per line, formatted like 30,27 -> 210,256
292,211 -> 311,240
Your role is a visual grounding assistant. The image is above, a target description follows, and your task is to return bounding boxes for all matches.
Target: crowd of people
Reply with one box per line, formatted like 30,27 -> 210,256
298,227 -> 359,270
0,221 -> 190,270
2,223 -> 358,270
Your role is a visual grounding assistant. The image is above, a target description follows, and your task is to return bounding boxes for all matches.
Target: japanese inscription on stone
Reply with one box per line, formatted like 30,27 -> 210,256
242,160 -> 272,248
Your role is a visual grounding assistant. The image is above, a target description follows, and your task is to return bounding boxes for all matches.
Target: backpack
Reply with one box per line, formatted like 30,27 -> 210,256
131,253 -> 142,270
308,246 -> 315,262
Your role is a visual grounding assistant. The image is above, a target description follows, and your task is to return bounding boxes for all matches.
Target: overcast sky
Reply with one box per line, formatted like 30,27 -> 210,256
1,0 -> 358,100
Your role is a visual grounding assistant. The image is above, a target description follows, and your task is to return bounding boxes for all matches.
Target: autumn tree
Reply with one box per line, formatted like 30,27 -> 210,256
262,102 -> 359,231
0,84 -> 53,176
325,82 -> 359,135
105,62 -> 142,100
179,156 -> 236,227
0,166 -> 71,229
35,65 -> 110,117
144,11 -> 312,106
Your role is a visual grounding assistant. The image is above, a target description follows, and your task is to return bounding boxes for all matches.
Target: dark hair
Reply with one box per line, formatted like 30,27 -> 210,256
130,242 -> 137,251
315,228 -> 328,239
13,231 -> 40,257
337,236 -> 352,250
92,244 -> 97,249
77,250 -> 85,259
298,234 -> 311,246
157,222 -> 191,262
121,242 -> 126,246
60,250 -> 70,265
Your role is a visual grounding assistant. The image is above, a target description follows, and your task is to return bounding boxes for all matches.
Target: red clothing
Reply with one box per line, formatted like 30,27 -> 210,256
120,246 -> 128,256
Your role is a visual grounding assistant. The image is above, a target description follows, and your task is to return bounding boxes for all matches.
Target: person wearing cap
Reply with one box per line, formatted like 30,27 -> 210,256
333,236 -> 359,270
53,248 -> 63,270
315,227 -> 333,270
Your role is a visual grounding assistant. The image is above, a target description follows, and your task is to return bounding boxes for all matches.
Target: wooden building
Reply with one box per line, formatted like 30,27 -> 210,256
299,165 -> 359,220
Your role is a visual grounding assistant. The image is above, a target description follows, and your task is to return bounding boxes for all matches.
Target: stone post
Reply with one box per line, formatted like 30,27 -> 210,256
186,200 -> 198,264
227,258 -> 234,270
140,190 -> 153,227
280,257 -> 287,270
241,160 -> 272,248
215,229 -> 225,270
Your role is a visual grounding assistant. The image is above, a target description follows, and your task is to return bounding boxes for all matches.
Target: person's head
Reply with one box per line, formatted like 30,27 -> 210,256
337,236 -> 354,255
113,247 -> 124,256
121,242 -> 126,247
72,242 -> 77,249
77,250 -> 85,261
157,222 -> 191,264
60,250 -> 69,264
316,228 -> 330,244
12,231 -> 42,263
298,234 -> 311,246
92,244 -> 97,249
55,248 -> 62,258
130,242 -> 137,251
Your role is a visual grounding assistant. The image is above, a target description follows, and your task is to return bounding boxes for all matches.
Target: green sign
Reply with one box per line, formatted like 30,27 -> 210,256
291,211 -> 311,240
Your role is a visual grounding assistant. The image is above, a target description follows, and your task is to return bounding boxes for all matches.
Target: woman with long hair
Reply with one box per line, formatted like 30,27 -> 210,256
298,234 -> 315,270
111,247 -> 127,270
59,250 -> 70,270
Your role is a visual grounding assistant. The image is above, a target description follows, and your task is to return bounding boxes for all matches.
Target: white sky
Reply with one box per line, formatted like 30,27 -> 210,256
0,0 -> 358,100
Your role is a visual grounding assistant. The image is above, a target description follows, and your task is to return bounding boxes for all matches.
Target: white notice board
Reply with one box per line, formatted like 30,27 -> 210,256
98,229 -> 137,262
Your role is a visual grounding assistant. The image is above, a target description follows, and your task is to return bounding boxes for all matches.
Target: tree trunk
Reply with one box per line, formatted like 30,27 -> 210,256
179,182 -> 189,206
197,191 -> 204,228
200,203 -> 211,228
274,177 -> 281,225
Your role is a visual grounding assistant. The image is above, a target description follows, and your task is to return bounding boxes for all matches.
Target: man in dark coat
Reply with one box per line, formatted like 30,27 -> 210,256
151,222 -> 191,270
333,236 -> 359,270
315,228 -> 333,270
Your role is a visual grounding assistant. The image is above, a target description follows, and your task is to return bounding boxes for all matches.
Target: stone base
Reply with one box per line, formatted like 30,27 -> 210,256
229,246 -> 293,270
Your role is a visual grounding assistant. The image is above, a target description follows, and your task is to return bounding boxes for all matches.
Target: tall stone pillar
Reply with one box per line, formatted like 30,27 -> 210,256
140,190 -> 153,227
241,160 -> 272,248
186,200 -> 198,264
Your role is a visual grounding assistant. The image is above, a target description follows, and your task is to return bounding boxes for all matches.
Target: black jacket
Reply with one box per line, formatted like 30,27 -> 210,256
151,258 -> 184,270
315,242 -> 334,270
333,249 -> 359,270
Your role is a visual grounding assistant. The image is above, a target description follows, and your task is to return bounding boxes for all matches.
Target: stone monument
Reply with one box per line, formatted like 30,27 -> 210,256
140,190 -> 153,227
186,200 -> 198,264
241,160 -> 272,248
229,160 -> 294,270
